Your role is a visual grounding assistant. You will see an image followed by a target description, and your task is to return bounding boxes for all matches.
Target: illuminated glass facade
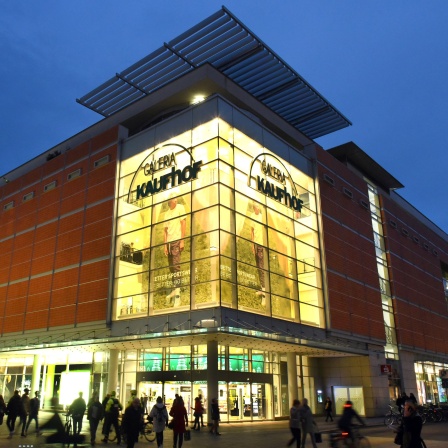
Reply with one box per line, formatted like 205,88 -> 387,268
114,97 -> 323,327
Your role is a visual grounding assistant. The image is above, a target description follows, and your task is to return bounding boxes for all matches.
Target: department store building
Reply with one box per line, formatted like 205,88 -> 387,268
1,8 -> 448,419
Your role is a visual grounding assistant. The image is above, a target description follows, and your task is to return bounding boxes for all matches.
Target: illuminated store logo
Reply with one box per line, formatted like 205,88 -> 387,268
143,153 -> 176,175
136,161 -> 202,199
127,143 -> 202,202
249,153 -> 303,212
261,160 -> 286,184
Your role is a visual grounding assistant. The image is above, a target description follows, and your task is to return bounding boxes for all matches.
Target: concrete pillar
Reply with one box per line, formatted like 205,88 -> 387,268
287,352 -> 298,408
107,349 -> 119,394
207,340 -> 219,422
31,355 -> 41,395
45,365 -> 55,408
399,350 -> 418,399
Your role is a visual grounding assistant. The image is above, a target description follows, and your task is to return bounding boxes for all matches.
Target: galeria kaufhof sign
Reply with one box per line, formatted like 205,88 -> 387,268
249,153 -> 303,213
129,144 -> 303,213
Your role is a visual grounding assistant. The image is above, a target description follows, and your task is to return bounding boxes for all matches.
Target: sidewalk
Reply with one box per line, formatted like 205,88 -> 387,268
0,414 -> 445,448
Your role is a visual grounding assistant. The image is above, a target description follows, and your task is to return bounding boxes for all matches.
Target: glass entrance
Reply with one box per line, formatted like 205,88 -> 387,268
138,381 -> 162,414
228,382 -> 269,421
139,381 -> 207,421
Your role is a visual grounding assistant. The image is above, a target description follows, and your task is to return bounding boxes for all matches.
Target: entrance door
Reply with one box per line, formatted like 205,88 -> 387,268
138,381 -> 162,414
252,383 -> 266,419
228,383 -> 251,420
164,382 -> 193,418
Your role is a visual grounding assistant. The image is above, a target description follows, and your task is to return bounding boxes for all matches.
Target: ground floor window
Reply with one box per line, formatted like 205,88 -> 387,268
415,361 -> 448,404
332,386 -> 365,416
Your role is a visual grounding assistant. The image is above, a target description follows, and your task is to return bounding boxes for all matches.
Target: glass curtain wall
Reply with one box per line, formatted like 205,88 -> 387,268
113,97 -> 323,327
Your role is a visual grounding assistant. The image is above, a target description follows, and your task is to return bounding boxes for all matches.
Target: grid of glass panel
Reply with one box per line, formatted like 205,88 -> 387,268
113,98 -> 324,327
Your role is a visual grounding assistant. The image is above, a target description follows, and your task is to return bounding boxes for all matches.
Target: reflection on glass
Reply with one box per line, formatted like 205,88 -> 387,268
192,184 -> 218,211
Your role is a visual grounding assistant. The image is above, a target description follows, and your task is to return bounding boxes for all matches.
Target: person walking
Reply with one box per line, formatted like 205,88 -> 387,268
324,397 -> 333,422
287,399 -> 301,447
299,398 -> 317,448
395,400 -> 423,448
26,391 -> 42,435
210,397 -> 221,435
121,397 -> 143,448
6,390 -> 23,439
141,393 -> 148,415
198,394 -> 206,427
192,396 -> 203,430
87,392 -> 104,446
169,395 -> 188,448
396,392 -> 408,414
102,391 -> 123,444
101,393 -> 111,438
126,389 -> 138,408
20,387 -> 31,437
69,391 -> 87,436
149,396 -> 168,448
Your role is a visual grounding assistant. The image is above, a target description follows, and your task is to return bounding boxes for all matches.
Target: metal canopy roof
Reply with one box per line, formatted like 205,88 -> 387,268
77,6 -> 351,139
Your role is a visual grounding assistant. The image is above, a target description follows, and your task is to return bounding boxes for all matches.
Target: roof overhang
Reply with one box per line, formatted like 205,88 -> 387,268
327,142 -> 404,191
77,6 -> 351,140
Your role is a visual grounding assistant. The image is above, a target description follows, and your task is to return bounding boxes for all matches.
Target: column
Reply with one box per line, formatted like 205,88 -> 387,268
287,352 -> 298,408
31,355 -> 41,396
45,365 -> 55,409
206,340 -> 219,422
107,349 -> 119,394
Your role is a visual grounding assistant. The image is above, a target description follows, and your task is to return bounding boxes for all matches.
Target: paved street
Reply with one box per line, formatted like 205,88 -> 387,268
0,412 -> 446,448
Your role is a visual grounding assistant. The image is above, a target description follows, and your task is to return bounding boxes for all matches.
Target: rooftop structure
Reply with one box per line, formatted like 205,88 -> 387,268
77,6 -> 351,140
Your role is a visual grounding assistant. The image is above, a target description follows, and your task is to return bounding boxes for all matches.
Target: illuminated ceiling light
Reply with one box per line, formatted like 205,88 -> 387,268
191,95 -> 206,105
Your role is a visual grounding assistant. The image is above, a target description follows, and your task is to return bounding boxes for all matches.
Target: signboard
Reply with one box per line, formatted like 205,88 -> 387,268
380,364 -> 392,375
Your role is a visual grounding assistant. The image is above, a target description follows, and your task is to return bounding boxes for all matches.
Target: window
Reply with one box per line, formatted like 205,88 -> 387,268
67,168 -> 81,181
359,199 -> 369,209
23,191 -> 34,202
94,154 -> 110,168
342,187 -> 353,198
323,174 -> 335,186
3,201 -> 14,211
44,180 -> 57,192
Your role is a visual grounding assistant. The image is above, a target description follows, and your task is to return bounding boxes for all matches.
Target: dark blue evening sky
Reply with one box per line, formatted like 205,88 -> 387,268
1,1 -> 447,232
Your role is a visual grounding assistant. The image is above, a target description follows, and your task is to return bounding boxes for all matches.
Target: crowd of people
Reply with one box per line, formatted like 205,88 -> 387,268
0,386 -> 427,448
0,388 -> 43,439
287,393 -> 425,448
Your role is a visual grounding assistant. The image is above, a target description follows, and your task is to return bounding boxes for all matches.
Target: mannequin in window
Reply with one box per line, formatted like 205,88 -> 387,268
250,202 -> 266,306
164,196 -> 186,307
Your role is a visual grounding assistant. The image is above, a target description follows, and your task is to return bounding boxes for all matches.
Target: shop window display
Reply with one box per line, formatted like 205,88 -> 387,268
114,110 -> 324,328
